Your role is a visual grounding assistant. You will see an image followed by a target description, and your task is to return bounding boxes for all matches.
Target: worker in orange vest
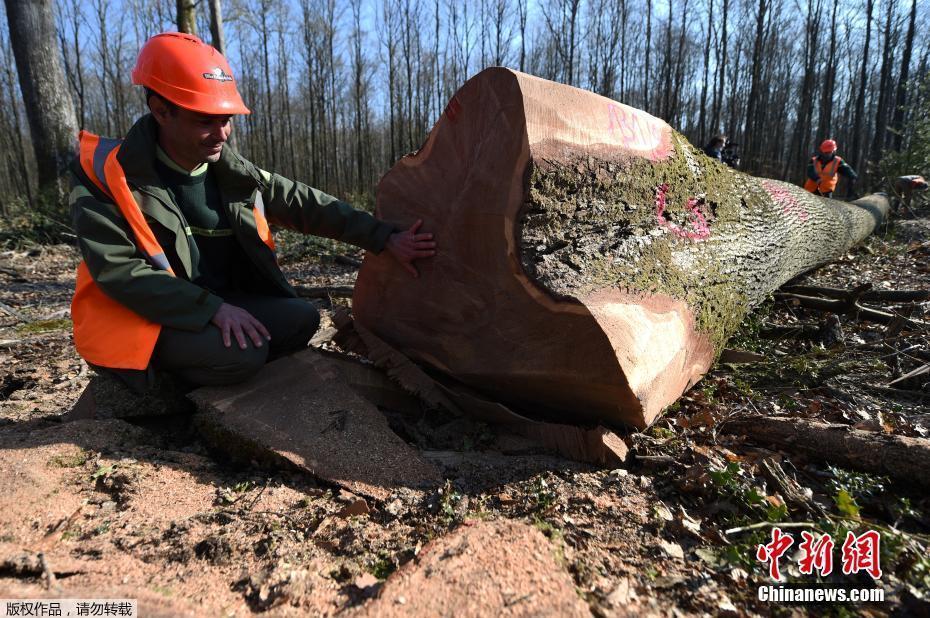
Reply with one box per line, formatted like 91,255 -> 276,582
69,33 -> 436,411
803,139 -> 858,198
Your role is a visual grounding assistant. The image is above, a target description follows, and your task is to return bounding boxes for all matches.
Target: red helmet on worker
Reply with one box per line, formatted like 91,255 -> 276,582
819,139 -> 837,154
132,32 -> 250,115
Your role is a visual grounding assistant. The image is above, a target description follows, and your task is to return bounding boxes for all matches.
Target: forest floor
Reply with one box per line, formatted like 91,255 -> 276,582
1,207 -> 929,617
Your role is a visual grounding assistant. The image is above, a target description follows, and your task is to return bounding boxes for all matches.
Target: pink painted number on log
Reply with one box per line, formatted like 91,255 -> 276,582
654,184 -> 711,240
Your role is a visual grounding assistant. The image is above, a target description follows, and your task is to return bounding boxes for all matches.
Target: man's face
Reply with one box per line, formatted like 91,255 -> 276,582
150,96 -> 232,168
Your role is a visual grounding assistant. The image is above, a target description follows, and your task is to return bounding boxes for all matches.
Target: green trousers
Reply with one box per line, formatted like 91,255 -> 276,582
151,295 -> 320,387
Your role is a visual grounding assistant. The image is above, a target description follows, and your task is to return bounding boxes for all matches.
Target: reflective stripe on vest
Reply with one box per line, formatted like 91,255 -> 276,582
71,130 -> 171,370
807,155 -> 842,194
252,190 -> 276,251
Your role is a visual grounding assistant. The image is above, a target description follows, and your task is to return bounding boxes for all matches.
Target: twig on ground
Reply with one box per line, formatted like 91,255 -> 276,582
774,292 -> 926,329
37,553 -> 58,591
0,300 -> 26,322
724,521 -> 820,536
245,480 -> 270,513
293,285 -> 354,300
334,255 -> 363,269
781,284 -> 930,303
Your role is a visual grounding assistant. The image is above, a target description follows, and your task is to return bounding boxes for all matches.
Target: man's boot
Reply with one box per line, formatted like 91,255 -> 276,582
65,370 -> 194,421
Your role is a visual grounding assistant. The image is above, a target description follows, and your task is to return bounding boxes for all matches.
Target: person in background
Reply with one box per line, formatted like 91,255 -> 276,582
804,139 -> 857,198
703,135 -> 727,162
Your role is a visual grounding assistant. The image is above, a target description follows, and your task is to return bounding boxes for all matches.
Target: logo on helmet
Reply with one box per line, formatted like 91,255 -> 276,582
202,67 -> 233,82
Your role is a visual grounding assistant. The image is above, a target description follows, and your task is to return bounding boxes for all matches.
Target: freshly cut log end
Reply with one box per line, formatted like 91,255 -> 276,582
353,68 -> 890,429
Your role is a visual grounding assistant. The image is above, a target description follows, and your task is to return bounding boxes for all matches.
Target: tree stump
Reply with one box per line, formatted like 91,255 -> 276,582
353,68 -> 890,429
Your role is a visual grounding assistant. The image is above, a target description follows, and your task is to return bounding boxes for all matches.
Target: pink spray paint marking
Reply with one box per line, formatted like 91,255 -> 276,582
654,184 -> 711,241
607,103 -> 671,161
762,179 -> 809,222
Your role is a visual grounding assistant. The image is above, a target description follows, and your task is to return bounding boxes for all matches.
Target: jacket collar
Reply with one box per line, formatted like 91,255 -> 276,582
116,114 -> 263,201
115,114 -> 163,191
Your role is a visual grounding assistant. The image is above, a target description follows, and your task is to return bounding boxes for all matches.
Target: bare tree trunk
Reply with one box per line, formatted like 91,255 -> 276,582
207,0 -> 226,53
711,0 -> 728,133
351,0 -> 365,190
277,19 -> 296,179
660,0 -> 672,118
743,0 -> 768,169
258,0 -> 275,169
0,29 -> 34,207
724,417 -> 930,490
177,0 -> 196,35
517,0 -> 527,73
868,0 -> 896,176
788,0 -> 820,180
817,0 -> 838,140
55,0 -> 86,129
891,0 -> 917,151
383,0 -> 399,163
206,0 -> 237,150
850,0 -> 873,174
698,0 -> 714,145
618,0 -> 627,100
669,0 -> 689,125
3,0 -> 78,205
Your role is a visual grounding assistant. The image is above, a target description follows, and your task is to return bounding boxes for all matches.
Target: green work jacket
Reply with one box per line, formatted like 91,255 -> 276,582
70,114 -> 394,333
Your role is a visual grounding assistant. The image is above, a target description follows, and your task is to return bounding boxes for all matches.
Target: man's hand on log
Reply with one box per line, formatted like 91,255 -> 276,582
385,219 -> 437,278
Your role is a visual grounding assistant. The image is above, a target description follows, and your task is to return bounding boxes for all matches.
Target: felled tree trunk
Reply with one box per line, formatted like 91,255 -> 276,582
724,417 -> 930,489
353,68 -> 890,429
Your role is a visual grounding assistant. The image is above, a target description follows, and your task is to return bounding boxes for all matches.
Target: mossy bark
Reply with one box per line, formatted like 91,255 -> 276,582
519,134 -> 887,352
353,68 -> 889,429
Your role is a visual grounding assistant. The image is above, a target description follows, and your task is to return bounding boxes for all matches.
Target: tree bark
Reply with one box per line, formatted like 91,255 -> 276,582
816,0 -> 838,141
698,0 -> 714,145
850,0 -> 873,174
788,0 -> 819,180
869,0 -> 897,173
352,69 -> 891,429
207,0 -> 226,54
711,0 -> 728,134
891,0 -> 916,151
3,0 -> 78,205
743,0 -> 768,169
177,0 -> 196,35
723,416 -> 930,490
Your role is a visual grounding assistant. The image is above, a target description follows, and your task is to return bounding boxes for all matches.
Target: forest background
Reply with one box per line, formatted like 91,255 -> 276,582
0,0 -> 928,231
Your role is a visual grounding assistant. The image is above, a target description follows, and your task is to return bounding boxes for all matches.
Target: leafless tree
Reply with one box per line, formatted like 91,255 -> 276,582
3,0 -> 77,204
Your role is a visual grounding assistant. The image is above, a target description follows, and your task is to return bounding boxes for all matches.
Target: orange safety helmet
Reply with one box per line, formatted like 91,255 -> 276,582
132,32 -> 250,115
819,139 -> 837,154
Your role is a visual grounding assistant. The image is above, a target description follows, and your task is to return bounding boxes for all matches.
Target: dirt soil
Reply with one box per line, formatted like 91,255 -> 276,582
1,213 -> 929,616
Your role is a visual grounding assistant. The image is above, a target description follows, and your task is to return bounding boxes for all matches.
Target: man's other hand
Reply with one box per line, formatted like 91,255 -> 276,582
385,219 -> 437,278
211,302 -> 271,349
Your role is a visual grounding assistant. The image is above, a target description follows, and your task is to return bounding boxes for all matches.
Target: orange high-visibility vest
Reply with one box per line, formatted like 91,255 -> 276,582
804,156 -> 843,194
71,130 -> 276,370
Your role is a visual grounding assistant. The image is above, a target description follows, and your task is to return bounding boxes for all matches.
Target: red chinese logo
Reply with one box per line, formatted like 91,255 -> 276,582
756,527 -> 795,581
756,528 -> 883,581
841,530 -> 882,579
798,531 -> 834,576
